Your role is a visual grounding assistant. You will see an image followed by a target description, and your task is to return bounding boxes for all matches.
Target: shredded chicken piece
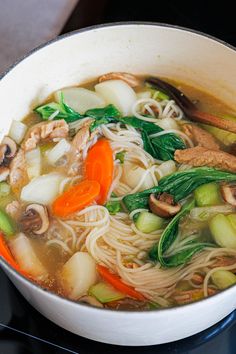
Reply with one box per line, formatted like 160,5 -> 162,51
183,124 -> 220,150
174,146 -> 236,173
210,256 -> 236,269
191,273 -> 204,285
9,149 -> 28,193
98,72 -> 140,87
67,121 -> 91,176
23,120 -> 69,151
174,288 -> 216,305
6,200 -> 21,219
125,262 -> 139,269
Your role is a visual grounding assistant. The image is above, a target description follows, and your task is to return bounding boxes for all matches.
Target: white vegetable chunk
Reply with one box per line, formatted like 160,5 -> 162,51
47,139 -> 71,165
9,233 -> 48,280
157,160 -> 176,178
9,120 -> 27,144
95,80 -> 137,115
61,252 -> 97,300
25,147 -> 41,179
20,172 -> 64,204
55,88 -> 105,114
136,91 -> 152,99
121,162 -> 155,191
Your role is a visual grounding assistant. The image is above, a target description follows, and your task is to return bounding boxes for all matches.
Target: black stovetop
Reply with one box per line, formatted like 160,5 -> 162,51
1,1 -> 236,353
1,268 -> 236,354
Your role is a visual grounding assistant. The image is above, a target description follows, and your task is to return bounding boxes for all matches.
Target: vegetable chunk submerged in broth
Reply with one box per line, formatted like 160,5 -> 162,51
1,73 -> 236,310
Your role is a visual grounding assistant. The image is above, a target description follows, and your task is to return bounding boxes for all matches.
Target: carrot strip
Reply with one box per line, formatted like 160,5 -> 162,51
85,139 -> 114,205
52,179 -> 100,217
97,264 -> 145,301
0,232 -> 23,274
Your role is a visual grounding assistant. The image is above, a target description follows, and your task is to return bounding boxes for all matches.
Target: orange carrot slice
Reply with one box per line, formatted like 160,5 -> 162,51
85,139 -> 114,205
52,179 -> 100,217
97,264 -> 145,301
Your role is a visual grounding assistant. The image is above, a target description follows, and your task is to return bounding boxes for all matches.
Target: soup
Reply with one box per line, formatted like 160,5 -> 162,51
1,72 -> 236,310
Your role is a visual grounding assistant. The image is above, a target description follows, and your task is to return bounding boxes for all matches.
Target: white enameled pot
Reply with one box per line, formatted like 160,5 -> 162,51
1,23 -> 236,346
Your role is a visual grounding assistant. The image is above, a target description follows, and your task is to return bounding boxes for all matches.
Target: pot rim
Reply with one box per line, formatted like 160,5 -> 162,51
1,21 -> 236,315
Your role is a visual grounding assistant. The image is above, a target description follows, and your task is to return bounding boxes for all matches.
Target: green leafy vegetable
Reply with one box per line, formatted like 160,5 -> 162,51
105,193 -> 121,215
115,151 -> 126,164
35,100 -> 120,129
149,200 -> 212,267
148,302 -> 160,309
35,97 -> 185,160
123,167 -> 236,212
118,116 -> 186,161
86,104 -> 121,120
161,243 -> 210,267
34,93 -> 83,122
86,104 -> 121,131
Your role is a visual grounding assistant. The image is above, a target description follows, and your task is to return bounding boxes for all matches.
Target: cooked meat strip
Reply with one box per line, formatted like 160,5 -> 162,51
23,120 -> 69,151
9,149 -> 28,192
173,288 -> 216,305
183,124 -> 220,150
98,72 -> 140,87
174,146 -> 236,173
67,120 -> 92,176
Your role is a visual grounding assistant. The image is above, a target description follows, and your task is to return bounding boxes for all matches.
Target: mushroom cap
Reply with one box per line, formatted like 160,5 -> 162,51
149,193 -> 181,218
25,204 -> 49,234
220,184 -> 236,206
2,136 -> 17,158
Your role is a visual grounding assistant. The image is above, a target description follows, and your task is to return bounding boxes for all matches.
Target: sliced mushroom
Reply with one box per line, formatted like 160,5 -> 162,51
2,137 -> 17,158
79,295 -> 103,308
21,204 -> 49,235
0,145 -> 7,165
98,72 -> 141,88
220,184 -> 236,206
149,193 -> 181,218
0,166 -> 10,182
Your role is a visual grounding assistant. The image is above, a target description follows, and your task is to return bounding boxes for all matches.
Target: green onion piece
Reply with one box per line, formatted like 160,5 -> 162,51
115,151 -> 126,164
148,302 -> 160,309
105,193 -> 121,215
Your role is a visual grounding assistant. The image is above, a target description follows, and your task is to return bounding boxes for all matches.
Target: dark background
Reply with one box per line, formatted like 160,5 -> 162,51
63,0 -> 236,47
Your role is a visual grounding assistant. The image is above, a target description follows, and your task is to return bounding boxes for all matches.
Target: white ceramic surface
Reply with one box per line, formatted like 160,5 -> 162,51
1,23 -> 236,346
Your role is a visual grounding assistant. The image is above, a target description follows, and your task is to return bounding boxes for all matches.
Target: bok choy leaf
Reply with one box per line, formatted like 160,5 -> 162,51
34,93 -> 83,122
149,199 -> 213,267
123,167 -> 236,212
117,116 -> 186,161
35,98 -> 185,160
